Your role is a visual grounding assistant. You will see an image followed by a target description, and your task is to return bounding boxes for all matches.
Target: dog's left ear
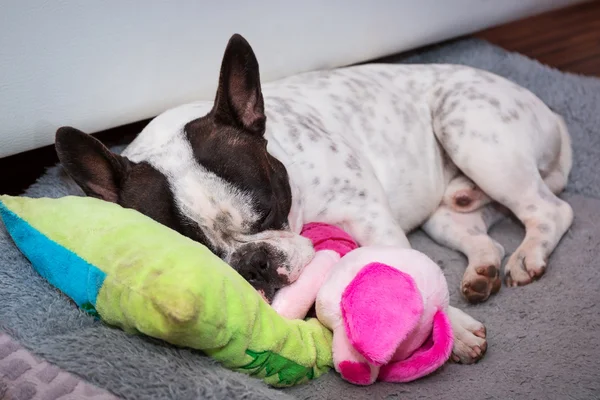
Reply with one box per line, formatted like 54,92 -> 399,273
213,33 -> 266,135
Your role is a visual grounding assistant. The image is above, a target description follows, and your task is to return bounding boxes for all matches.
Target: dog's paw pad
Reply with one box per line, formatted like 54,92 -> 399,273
461,265 -> 500,303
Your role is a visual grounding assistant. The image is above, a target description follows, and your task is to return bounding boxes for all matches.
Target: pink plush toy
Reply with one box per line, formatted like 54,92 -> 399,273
271,223 -> 453,385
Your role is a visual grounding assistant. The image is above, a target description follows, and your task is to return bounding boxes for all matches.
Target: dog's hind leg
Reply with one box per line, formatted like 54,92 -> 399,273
499,176 -> 573,287
432,89 -> 574,287
423,203 -> 507,303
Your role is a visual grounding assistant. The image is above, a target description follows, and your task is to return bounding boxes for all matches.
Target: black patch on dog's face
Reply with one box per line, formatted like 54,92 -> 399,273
183,33 -> 292,233
184,118 -> 292,235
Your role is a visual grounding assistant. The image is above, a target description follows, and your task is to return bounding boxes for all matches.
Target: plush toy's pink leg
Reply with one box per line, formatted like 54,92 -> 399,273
378,308 -> 453,383
332,326 -> 379,385
341,262 -> 424,366
271,250 -> 340,320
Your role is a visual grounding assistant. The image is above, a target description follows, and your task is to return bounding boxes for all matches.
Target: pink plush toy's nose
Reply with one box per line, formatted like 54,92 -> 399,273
333,326 -> 379,385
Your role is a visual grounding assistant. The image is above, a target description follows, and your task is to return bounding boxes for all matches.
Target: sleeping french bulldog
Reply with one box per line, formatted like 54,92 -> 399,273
55,34 -> 573,364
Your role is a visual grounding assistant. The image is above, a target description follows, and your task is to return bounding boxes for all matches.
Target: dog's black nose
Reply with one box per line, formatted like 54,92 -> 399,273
237,247 -> 270,280
229,242 -> 287,302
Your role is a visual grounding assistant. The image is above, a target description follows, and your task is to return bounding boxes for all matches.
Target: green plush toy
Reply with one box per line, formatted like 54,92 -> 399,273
0,195 -> 333,387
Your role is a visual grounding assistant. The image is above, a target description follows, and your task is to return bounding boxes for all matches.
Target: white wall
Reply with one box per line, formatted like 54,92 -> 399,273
0,0 -> 588,158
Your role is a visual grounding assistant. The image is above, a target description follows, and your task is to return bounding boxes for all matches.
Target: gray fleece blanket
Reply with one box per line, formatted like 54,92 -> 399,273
1,38 -> 599,400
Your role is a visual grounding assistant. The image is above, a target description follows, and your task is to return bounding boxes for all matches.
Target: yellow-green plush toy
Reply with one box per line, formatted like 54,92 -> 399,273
0,195 -> 333,387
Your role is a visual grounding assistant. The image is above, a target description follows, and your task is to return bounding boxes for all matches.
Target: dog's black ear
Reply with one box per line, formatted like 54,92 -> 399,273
55,126 -> 132,203
213,33 -> 266,135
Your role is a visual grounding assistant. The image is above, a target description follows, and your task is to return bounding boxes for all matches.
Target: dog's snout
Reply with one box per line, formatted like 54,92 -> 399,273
237,247 -> 272,279
229,242 -> 290,302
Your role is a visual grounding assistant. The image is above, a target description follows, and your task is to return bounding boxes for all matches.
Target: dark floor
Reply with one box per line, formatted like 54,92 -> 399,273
476,0 -> 600,77
2,0 -> 600,196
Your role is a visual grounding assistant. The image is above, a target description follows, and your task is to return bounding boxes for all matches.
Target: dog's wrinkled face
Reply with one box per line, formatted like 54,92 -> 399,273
55,34 -> 314,301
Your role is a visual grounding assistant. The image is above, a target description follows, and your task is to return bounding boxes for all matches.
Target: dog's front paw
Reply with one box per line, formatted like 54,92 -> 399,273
448,306 -> 487,364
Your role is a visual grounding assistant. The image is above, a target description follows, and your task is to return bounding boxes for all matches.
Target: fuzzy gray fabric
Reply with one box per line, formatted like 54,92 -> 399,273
1,38 -> 599,400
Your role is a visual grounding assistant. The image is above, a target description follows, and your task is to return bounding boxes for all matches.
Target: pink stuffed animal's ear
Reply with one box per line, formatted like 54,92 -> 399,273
341,262 -> 424,366
378,308 -> 453,383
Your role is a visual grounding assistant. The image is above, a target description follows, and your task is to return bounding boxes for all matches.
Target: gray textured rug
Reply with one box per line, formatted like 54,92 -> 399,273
1,38 -> 599,400
0,332 -> 118,400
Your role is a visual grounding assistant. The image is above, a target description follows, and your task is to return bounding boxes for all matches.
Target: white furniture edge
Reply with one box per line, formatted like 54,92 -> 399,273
0,0 -> 588,158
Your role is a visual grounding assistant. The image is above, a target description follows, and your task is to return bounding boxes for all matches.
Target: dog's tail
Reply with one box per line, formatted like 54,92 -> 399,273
545,113 -> 573,194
